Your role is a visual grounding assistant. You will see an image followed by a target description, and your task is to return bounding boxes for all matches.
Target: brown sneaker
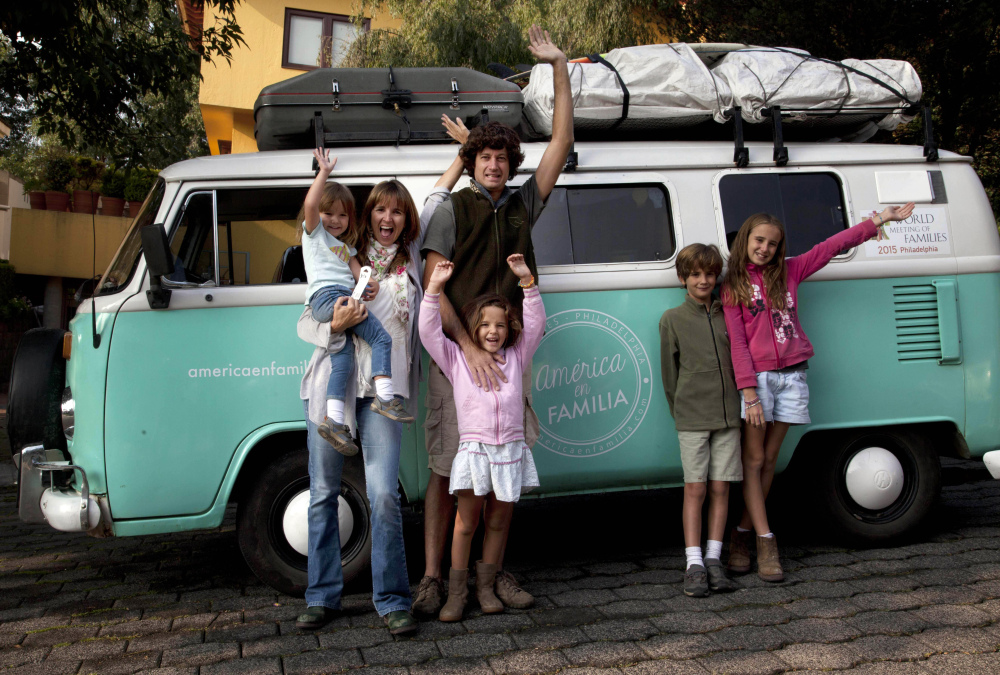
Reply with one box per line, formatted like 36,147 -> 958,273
411,575 -> 444,617
494,569 -> 534,609
318,418 -> 359,456
370,396 -> 415,423
756,534 -> 785,582
727,527 -> 753,574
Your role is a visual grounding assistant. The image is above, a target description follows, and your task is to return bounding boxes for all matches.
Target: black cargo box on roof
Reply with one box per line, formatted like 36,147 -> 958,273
254,67 -> 524,151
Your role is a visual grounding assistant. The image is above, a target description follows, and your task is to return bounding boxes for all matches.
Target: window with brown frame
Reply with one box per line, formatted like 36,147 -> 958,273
281,8 -> 369,70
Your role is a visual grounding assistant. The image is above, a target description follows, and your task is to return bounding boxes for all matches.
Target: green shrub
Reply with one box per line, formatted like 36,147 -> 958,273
124,168 -> 158,202
72,156 -> 105,191
42,154 -> 75,193
100,168 -> 127,199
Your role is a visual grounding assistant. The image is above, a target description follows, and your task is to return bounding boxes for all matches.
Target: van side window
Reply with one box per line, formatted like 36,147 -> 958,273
169,186 -> 373,286
533,185 -> 675,266
719,173 -> 848,256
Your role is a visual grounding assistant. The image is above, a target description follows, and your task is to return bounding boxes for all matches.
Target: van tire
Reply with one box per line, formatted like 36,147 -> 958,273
7,328 -> 69,458
816,428 -> 940,542
236,446 -> 372,597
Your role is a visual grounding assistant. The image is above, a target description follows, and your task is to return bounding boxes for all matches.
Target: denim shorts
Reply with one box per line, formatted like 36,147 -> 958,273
741,365 -> 810,425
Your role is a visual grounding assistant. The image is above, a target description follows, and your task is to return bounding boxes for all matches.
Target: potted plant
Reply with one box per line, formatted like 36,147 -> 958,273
71,157 -> 105,214
124,168 -> 157,218
42,153 -> 75,211
0,148 -> 47,209
99,167 -> 126,217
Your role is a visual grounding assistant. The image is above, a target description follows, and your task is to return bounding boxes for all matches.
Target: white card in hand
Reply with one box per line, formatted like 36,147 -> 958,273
352,266 -> 372,300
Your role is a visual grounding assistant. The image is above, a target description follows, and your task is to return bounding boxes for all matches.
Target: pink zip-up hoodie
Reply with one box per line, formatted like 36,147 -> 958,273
724,219 -> 880,390
419,286 -> 545,445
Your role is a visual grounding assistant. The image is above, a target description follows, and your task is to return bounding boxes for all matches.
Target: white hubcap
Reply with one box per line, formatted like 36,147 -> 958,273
282,490 -> 354,556
845,447 -> 905,510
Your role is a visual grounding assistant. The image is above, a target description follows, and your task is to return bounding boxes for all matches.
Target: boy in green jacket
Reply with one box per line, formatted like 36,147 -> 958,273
659,243 -> 742,597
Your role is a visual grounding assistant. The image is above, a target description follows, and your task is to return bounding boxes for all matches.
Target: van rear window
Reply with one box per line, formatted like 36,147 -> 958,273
719,173 -> 848,256
532,185 -> 675,266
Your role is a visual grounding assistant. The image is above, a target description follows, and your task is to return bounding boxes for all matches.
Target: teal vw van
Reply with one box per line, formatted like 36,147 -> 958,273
9,139 -> 1000,594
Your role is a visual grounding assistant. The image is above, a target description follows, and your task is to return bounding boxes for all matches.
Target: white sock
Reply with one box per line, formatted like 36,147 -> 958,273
760,532 -> 775,538
685,546 -> 704,570
375,378 -> 393,400
326,399 -> 345,424
705,540 -> 723,561
736,526 -> 751,533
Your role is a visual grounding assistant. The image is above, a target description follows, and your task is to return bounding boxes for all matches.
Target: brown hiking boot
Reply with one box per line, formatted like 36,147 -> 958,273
475,561 -> 504,614
727,527 -> 753,574
438,568 -> 469,622
495,569 -> 535,609
756,534 -> 785,582
411,575 -> 444,617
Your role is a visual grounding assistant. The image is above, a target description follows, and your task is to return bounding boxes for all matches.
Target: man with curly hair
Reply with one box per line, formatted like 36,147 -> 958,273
413,25 -> 573,616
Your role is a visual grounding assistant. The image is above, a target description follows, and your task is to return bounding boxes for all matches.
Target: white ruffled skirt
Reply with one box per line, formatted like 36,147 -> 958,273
448,440 -> 540,503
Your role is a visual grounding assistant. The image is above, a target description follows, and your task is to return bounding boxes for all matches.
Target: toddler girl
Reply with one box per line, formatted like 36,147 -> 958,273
302,149 -> 413,457
722,202 -> 915,581
418,254 -> 543,621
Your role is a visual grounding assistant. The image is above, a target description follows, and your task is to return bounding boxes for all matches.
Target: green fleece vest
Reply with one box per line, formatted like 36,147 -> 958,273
445,186 -> 539,315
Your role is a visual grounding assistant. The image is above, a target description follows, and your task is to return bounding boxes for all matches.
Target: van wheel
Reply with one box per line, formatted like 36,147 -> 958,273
816,429 -> 940,541
236,446 -> 372,597
7,328 -> 69,458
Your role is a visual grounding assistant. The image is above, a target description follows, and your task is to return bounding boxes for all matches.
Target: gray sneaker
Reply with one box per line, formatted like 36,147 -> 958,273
318,418 -> 359,456
370,396 -> 415,423
705,558 -> 740,592
684,564 -> 709,597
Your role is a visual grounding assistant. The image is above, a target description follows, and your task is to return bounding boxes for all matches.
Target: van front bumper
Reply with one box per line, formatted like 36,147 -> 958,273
18,444 -> 101,532
983,450 -> 1000,479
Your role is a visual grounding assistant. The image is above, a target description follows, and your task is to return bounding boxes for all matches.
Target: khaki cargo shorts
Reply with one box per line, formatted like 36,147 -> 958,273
424,360 -> 540,478
677,427 -> 742,483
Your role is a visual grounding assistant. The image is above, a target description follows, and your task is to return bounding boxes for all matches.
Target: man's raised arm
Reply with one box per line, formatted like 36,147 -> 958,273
529,25 -> 573,201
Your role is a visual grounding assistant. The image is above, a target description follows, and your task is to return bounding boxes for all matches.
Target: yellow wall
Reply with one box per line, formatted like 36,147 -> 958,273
199,0 -> 401,155
9,208 -> 132,278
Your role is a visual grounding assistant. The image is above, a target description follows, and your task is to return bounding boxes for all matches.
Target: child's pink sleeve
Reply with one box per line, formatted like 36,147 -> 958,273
418,293 -> 459,375
514,286 -> 546,366
789,219 -> 879,282
724,303 -> 758,390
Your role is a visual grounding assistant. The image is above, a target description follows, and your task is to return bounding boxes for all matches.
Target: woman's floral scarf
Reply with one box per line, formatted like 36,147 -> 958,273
367,242 -> 409,325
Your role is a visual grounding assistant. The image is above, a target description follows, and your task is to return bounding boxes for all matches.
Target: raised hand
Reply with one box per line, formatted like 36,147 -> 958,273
527,24 -> 566,65
441,115 -> 470,145
427,260 -> 454,293
313,148 -> 337,174
507,253 -> 531,281
881,202 -> 916,223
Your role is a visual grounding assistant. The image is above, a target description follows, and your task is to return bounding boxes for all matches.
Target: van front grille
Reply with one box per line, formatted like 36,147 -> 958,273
893,284 -> 941,362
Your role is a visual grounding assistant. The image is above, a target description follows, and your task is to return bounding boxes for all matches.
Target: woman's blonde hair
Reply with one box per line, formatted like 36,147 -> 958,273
722,213 -> 789,310
356,180 -> 420,268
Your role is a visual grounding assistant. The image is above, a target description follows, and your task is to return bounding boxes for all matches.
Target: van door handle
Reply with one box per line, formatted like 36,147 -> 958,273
932,279 -> 962,365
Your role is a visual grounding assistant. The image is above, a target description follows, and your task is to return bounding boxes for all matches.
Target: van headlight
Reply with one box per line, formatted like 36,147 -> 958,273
61,387 -> 75,441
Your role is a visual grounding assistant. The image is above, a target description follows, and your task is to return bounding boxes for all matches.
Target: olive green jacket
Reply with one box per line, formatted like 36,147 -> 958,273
659,295 -> 741,431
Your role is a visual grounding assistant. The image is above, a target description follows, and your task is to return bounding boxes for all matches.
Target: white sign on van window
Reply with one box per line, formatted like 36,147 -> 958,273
862,206 -> 950,258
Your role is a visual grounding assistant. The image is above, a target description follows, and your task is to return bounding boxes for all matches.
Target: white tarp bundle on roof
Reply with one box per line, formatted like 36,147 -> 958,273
521,44 -> 921,136
711,48 -> 922,129
522,43 -> 731,136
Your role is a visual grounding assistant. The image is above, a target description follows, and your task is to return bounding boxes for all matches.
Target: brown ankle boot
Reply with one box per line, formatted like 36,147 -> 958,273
475,561 -> 504,614
756,534 -> 784,582
438,568 -> 469,622
727,527 -> 752,573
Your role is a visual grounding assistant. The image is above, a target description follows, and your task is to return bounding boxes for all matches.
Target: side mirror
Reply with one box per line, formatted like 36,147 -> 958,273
141,224 -> 173,309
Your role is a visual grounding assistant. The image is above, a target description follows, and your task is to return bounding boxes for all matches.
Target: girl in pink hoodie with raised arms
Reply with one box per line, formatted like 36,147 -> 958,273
722,203 -> 915,583
419,254 -> 544,622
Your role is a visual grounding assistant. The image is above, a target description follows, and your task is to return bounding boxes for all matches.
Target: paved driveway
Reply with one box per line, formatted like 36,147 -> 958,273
2,456 -> 1000,674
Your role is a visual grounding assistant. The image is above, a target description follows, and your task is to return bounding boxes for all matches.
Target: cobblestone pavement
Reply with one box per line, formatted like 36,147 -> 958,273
2,453 -> 1000,674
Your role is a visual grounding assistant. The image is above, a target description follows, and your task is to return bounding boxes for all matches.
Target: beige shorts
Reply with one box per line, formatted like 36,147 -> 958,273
677,427 -> 742,483
425,361 -> 540,478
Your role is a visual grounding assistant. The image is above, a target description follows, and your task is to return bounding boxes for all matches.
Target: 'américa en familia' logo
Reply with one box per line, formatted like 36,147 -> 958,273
533,309 -> 653,457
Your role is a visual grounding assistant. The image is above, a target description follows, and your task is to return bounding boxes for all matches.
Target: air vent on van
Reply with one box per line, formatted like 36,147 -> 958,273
893,284 -> 942,362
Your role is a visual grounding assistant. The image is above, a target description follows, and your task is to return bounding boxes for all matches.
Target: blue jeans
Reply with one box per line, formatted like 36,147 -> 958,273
304,399 -> 411,615
310,285 -> 393,400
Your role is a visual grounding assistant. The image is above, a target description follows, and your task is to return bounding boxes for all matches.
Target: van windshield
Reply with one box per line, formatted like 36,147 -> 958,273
97,178 -> 166,296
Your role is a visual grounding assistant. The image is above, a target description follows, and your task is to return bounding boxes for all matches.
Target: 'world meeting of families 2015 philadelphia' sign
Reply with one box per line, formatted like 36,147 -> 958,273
532,309 -> 653,458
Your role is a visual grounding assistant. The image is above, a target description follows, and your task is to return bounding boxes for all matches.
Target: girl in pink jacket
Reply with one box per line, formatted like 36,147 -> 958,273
418,254 -> 544,622
722,203 -> 915,583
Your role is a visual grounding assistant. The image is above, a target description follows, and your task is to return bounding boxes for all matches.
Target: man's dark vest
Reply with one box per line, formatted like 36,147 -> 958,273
445,186 -> 539,316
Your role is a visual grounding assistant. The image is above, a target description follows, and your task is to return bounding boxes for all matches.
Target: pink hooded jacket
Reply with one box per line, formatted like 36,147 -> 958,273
724,219 -> 880,390
419,286 -> 545,445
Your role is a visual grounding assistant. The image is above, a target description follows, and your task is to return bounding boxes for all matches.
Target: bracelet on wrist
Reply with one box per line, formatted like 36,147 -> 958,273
518,275 -> 535,288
